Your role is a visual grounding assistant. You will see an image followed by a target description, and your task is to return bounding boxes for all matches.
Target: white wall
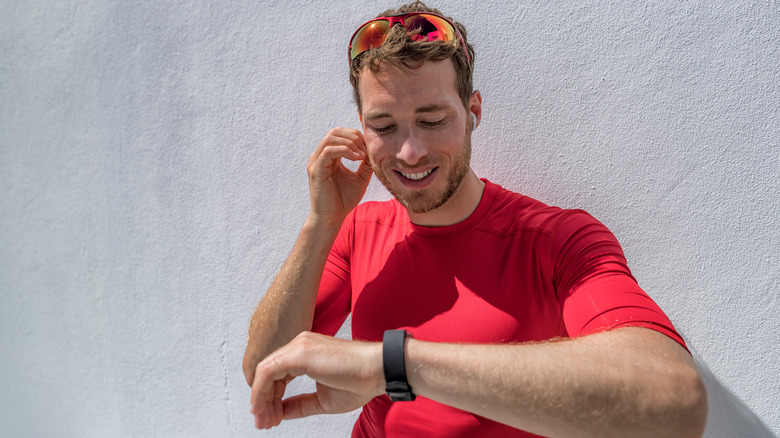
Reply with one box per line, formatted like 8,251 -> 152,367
1,1 -> 777,436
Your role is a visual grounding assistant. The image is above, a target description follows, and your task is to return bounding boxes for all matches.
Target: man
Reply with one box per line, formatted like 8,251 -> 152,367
243,2 -> 708,437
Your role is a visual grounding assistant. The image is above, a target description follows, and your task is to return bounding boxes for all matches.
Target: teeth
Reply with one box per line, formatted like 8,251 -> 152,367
400,169 -> 433,181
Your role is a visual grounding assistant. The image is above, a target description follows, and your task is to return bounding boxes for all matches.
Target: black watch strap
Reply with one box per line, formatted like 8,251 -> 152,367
383,329 -> 416,402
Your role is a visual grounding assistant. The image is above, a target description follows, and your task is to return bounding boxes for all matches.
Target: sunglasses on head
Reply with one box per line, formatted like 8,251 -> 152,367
348,12 -> 470,66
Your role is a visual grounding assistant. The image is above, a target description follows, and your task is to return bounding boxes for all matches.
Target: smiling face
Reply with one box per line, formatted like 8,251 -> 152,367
358,59 -> 482,220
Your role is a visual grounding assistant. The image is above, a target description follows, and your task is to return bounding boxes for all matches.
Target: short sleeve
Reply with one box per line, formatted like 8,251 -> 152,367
551,210 -> 686,349
311,212 -> 354,336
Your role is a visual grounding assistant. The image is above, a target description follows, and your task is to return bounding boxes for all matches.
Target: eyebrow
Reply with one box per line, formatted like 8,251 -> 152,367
364,104 -> 451,121
364,111 -> 392,121
415,104 -> 450,114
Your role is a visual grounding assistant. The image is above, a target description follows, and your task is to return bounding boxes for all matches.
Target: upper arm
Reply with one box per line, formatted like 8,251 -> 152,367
551,211 -> 687,349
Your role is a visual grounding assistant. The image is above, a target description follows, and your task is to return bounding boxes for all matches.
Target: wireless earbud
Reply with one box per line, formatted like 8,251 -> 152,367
471,112 -> 477,131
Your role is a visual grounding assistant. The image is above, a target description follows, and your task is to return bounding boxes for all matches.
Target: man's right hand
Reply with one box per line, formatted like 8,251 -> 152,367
306,128 -> 373,226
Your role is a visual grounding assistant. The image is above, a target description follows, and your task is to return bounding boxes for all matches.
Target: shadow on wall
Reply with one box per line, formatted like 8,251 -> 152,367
695,357 -> 777,437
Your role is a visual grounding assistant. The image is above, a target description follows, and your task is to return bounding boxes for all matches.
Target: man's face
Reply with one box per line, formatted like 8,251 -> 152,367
358,59 -> 474,214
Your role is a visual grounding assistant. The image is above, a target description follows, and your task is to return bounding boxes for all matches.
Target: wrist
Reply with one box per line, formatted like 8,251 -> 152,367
303,213 -> 345,236
383,329 -> 416,402
301,214 -> 344,242
370,342 -> 386,397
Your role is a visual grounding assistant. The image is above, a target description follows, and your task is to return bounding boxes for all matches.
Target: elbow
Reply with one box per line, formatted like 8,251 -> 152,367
685,370 -> 709,437
243,341 -> 270,387
242,353 -> 256,387
664,363 -> 709,438
242,339 -> 279,386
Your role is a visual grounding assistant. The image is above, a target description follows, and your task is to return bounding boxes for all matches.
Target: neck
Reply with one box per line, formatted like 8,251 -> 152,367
408,170 -> 485,227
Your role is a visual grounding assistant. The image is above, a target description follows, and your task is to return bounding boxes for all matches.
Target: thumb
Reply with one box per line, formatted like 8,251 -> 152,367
355,158 -> 374,183
281,392 -> 325,420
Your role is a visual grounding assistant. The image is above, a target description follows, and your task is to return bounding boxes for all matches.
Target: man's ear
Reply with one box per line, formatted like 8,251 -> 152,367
469,90 -> 483,129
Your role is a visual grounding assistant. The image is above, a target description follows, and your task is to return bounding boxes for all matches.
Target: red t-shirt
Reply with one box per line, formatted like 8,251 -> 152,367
313,179 -> 684,437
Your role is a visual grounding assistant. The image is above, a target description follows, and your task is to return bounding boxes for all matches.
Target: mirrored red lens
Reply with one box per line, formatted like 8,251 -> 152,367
350,20 -> 391,60
403,14 -> 456,44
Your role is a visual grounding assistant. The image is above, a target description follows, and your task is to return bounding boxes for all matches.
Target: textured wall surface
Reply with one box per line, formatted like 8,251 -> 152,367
1,1 -> 778,437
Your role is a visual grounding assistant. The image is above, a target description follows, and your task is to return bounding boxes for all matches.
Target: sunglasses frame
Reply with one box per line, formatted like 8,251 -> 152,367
348,12 -> 471,66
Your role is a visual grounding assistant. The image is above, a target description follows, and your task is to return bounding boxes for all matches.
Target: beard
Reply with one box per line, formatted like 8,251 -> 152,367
371,132 -> 472,214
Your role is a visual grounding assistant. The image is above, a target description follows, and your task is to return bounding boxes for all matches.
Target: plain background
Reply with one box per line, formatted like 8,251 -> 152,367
1,0 -> 778,436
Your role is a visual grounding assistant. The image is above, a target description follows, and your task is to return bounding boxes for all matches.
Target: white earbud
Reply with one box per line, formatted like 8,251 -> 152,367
471,112 -> 477,131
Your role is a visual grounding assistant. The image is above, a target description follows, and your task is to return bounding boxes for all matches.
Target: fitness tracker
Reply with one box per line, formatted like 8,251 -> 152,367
383,329 -> 416,402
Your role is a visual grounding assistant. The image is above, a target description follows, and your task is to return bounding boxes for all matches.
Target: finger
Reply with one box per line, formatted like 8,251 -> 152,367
254,400 -> 275,430
270,380 -> 287,428
351,129 -> 367,153
317,144 -> 365,162
281,392 -> 325,420
328,127 -> 366,152
252,378 -> 289,429
250,366 -> 273,414
308,145 -> 367,180
250,357 -> 299,422
311,128 -> 366,161
355,158 -> 374,183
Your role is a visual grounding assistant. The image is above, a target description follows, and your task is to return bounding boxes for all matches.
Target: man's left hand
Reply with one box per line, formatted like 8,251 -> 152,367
250,331 -> 384,429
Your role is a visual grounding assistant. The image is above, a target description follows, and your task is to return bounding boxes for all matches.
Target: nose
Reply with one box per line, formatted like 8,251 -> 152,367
396,127 -> 427,166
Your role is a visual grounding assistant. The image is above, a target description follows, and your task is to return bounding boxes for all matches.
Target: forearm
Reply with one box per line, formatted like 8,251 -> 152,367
405,328 -> 707,438
242,217 -> 342,384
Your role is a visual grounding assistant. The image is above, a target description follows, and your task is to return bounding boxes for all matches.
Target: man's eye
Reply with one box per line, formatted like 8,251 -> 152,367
373,125 -> 395,134
420,119 -> 445,128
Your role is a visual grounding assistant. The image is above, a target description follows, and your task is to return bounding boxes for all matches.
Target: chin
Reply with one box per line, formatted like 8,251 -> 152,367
385,167 -> 469,215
